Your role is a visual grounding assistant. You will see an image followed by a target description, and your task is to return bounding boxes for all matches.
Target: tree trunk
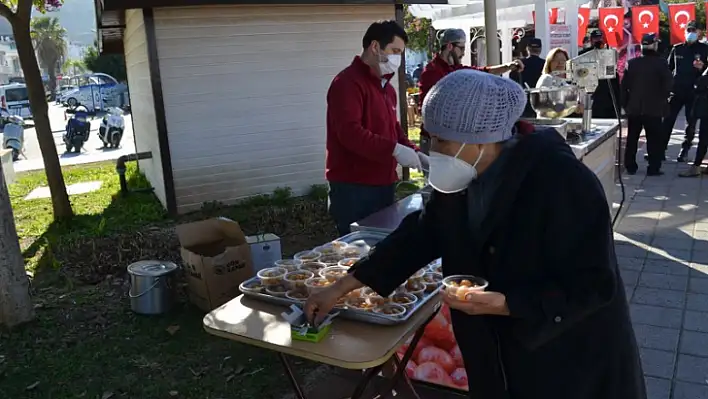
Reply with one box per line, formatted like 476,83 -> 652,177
12,17 -> 73,220
0,160 -> 34,328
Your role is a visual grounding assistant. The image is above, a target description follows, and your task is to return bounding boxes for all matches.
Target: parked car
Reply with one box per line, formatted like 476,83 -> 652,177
0,83 -> 32,119
56,85 -> 77,104
60,87 -> 80,108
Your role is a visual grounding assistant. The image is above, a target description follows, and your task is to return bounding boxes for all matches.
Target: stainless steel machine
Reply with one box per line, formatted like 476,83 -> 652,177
523,48 -> 618,137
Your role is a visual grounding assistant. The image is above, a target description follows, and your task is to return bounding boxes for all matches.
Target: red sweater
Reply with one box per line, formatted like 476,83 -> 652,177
326,57 -> 418,186
418,55 -> 489,138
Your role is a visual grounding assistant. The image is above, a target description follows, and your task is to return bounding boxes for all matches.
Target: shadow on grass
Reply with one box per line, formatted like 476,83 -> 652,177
20,168 -> 169,287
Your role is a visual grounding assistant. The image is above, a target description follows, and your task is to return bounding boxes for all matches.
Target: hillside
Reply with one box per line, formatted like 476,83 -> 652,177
0,0 -> 97,45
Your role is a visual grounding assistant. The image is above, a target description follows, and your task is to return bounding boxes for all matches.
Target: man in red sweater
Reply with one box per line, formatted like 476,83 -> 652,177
326,20 -> 424,235
418,29 -> 524,155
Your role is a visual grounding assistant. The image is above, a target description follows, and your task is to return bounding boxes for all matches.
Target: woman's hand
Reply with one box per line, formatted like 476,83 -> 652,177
304,287 -> 342,326
441,290 -> 510,316
304,274 -> 364,325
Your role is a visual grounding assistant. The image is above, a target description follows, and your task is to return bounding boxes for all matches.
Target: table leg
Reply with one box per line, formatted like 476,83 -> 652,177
349,364 -> 385,399
375,305 -> 441,399
278,353 -> 308,399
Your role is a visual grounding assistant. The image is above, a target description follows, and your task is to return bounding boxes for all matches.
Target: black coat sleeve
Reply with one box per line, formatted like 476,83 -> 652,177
621,62 -> 631,110
350,195 -> 441,297
504,156 -> 617,350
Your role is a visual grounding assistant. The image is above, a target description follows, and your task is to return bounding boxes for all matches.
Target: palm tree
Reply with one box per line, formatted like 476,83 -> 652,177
31,16 -> 65,98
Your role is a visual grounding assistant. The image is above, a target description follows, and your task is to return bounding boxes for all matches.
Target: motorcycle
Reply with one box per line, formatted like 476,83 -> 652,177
1,107 -> 24,161
98,107 -> 125,148
63,105 -> 91,153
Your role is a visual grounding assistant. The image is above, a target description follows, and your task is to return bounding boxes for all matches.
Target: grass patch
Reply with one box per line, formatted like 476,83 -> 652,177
10,162 -> 168,242
408,126 -> 421,145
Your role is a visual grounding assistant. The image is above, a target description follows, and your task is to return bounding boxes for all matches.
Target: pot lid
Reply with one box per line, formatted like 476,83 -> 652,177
127,261 -> 178,277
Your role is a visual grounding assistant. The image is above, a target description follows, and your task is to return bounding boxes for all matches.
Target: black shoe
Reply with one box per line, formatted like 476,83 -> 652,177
645,154 -> 667,161
647,170 -> 664,176
678,149 -> 689,163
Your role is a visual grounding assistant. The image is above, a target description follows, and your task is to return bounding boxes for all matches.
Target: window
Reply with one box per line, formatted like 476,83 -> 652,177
6,87 -> 28,102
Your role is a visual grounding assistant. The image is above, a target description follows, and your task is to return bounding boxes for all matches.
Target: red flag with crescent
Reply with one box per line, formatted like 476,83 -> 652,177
532,8 -> 559,25
668,3 -> 696,44
598,7 -> 624,48
577,7 -> 591,46
631,5 -> 660,43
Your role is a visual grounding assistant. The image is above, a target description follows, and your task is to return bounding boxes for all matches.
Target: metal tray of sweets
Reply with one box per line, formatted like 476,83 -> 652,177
238,231 -> 443,326
239,278 -> 442,326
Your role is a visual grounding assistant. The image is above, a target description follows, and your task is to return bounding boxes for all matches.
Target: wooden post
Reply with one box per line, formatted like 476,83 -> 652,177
0,160 -> 34,328
396,3 -> 410,182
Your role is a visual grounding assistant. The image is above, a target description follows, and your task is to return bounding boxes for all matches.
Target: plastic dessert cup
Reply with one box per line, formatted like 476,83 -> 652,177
320,265 -> 350,282
299,261 -> 326,273
345,297 -> 376,312
265,285 -> 287,297
283,270 -> 314,291
374,303 -> 407,317
318,254 -> 345,266
240,279 -> 264,294
442,275 -> 489,301
422,272 -> 443,292
304,277 -> 333,294
389,292 -> 418,309
257,267 -> 287,286
338,257 -> 359,268
406,282 -> 426,298
274,259 -> 302,272
285,290 -> 309,302
293,250 -> 322,262
407,268 -> 426,285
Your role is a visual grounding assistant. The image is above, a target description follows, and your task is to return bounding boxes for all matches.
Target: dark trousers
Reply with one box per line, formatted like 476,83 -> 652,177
328,182 -> 395,236
626,116 -> 663,173
661,94 -> 697,153
693,119 -> 708,166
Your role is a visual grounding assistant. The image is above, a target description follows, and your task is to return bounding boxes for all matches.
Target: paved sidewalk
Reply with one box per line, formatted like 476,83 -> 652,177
616,129 -> 708,399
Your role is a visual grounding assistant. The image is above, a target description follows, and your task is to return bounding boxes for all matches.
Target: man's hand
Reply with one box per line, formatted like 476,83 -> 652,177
441,290 -> 510,316
695,59 -> 705,70
394,143 -> 422,169
508,59 -> 524,73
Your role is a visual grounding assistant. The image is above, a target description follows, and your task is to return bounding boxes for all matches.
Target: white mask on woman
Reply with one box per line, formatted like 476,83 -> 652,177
428,145 -> 484,193
379,53 -> 401,75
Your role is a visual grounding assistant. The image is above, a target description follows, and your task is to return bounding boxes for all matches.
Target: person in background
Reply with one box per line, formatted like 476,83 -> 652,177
417,28 -> 524,155
306,69 -> 646,399
412,63 -> 423,82
663,20 -> 708,162
511,38 -> 545,117
621,33 -> 672,176
535,47 -> 584,117
679,66 -> 708,177
326,20 -> 427,236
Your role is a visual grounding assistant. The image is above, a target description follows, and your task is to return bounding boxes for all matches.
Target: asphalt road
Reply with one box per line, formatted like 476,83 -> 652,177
6,103 -> 136,172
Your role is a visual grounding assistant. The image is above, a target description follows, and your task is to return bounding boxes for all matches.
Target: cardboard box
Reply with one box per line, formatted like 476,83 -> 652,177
246,233 -> 282,272
176,217 -> 254,311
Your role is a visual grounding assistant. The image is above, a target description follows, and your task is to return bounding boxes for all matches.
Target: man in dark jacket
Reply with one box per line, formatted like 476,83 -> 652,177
326,20 -> 424,236
306,69 -> 646,399
580,30 -> 622,119
621,33 -> 672,176
510,38 -> 545,117
679,67 -> 708,177
662,20 -> 708,162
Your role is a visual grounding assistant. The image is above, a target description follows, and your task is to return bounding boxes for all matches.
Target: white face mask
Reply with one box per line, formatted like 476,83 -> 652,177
379,53 -> 401,75
429,145 -> 484,194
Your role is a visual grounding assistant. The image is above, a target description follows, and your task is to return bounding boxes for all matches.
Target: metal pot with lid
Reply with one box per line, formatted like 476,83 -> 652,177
127,260 -> 179,315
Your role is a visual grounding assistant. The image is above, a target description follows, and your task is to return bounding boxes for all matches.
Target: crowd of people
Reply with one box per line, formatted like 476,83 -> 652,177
316,19 -> 648,399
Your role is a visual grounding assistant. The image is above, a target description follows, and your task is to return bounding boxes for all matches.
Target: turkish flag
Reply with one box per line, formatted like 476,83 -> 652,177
631,5 -> 660,43
577,7 -> 591,46
598,7 -> 624,48
532,8 -> 559,25
668,3 -> 696,44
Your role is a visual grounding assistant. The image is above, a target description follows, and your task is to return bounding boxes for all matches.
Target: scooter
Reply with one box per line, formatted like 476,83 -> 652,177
1,107 -> 24,161
98,107 -> 125,148
63,105 -> 91,153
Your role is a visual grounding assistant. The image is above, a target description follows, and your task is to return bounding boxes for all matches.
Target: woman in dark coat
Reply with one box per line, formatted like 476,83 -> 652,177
305,69 -> 646,399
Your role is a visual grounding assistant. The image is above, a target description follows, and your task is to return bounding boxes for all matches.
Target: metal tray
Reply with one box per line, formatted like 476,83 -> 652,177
239,278 -> 442,326
239,231 -> 441,325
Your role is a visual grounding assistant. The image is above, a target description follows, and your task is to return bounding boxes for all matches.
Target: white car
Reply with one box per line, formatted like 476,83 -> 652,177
60,88 -> 80,108
55,85 -> 77,104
